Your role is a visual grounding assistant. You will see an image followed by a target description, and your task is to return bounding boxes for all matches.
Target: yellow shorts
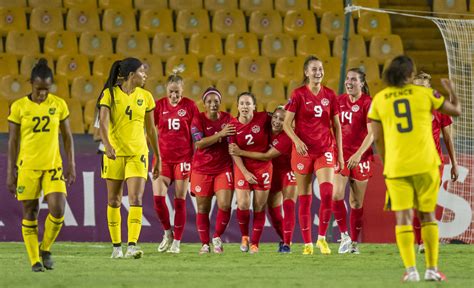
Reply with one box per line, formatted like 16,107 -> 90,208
16,167 -> 67,201
384,168 -> 440,212
101,154 -> 148,180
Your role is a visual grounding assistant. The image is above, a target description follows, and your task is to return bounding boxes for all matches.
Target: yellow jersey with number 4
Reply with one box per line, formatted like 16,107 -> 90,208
99,86 -> 155,156
8,94 -> 69,170
368,84 -> 445,178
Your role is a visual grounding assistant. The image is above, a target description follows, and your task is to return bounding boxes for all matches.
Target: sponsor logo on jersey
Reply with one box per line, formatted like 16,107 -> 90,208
221,123 -> 226,129
251,125 -> 260,133
163,111 -> 169,114
297,163 -> 304,171
178,109 -> 187,117
305,101 -> 313,105
321,98 -> 329,106
195,185 -> 202,193
238,180 -> 245,187
206,127 -> 213,130
49,107 -> 56,115
17,186 -> 25,194
352,105 -> 360,112
137,99 -> 144,106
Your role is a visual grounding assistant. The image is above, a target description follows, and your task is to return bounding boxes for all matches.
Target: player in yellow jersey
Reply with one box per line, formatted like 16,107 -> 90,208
6,59 -> 76,272
98,57 -> 160,259
368,56 -> 461,282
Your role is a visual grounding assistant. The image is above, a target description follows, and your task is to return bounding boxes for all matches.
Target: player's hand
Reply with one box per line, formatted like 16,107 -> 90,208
105,144 -> 116,160
451,164 -> 459,182
152,160 -> 160,180
228,143 -> 242,156
65,164 -> 76,186
6,173 -> 17,196
219,124 -> 236,137
336,155 -> 344,173
244,171 -> 258,185
440,78 -> 455,95
347,153 -> 361,170
294,138 -> 308,156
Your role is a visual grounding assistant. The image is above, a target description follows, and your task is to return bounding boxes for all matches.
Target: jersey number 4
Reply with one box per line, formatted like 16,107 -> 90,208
393,99 -> 413,133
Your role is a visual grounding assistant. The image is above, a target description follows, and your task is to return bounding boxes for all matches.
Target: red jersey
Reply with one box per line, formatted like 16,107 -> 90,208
191,111 -> 233,174
285,85 -> 340,156
338,93 -> 373,161
432,110 -> 452,159
229,111 -> 272,171
154,97 -> 199,163
271,130 -> 292,173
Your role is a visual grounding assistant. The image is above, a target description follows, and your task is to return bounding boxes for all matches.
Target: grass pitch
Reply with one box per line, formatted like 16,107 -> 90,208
0,242 -> 472,287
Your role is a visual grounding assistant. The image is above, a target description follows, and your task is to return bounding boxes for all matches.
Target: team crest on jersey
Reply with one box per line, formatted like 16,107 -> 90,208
49,107 -> 56,115
351,105 -> 360,112
321,98 -> 329,106
251,125 -> 260,133
17,186 -> 25,194
238,180 -> 245,187
297,163 -> 304,171
221,123 -> 226,129
137,99 -> 143,106
272,139 -> 279,146
178,109 -> 187,117
195,185 -> 202,193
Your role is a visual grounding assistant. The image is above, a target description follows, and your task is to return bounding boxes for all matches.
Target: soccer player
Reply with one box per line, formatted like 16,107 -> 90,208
283,55 -> 344,255
229,92 -> 272,253
190,87 -> 235,254
368,55 -> 461,282
7,59 -> 76,272
412,71 -> 459,253
229,106 -> 297,252
333,68 -> 374,254
99,57 -> 160,259
153,72 -> 199,254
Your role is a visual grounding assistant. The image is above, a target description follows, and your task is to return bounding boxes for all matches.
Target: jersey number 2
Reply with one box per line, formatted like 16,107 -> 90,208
393,99 -> 413,133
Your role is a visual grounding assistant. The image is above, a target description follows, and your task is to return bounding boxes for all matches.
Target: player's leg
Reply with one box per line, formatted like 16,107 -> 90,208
315,166 -> 335,255
282,183 -> 297,251
124,171 -> 146,259
250,189 -> 270,253
169,177 -> 190,253
152,162 -> 173,252
348,178 -> 368,254
267,191 -> 284,244
196,196 -> 212,254
412,214 -> 424,253
236,188 -> 251,252
212,170 -> 233,253
106,179 -> 124,258
333,172 -> 350,253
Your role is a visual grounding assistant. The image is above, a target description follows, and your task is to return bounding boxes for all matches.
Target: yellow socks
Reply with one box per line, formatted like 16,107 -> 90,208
421,221 -> 439,269
395,225 -> 416,269
41,214 -> 64,252
22,219 -> 40,266
107,206 -> 121,245
128,206 -> 143,245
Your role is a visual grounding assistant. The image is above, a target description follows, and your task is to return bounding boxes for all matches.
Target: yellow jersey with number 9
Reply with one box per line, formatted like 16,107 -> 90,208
99,86 -> 155,156
368,84 -> 445,178
8,94 -> 69,170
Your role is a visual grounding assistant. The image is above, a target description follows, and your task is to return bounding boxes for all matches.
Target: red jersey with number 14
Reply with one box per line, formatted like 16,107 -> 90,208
271,130 -> 292,173
154,97 -> 199,163
432,110 -> 452,159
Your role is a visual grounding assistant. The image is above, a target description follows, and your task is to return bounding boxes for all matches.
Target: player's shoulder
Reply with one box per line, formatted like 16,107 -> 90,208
291,85 -> 306,97
135,87 -> 153,97
10,95 -> 30,108
48,93 -> 67,105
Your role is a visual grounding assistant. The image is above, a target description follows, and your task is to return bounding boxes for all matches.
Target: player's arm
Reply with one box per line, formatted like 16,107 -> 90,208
347,123 -> 374,169
283,110 -> 307,155
59,118 -> 76,186
371,121 -> 385,164
441,125 -> 458,181
92,111 -> 101,142
438,79 -> 461,116
6,122 -> 20,195
194,124 -> 236,150
229,144 -> 281,161
231,155 -> 257,184
145,111 -> 161,180
99,106 -> 116,160
332,114 -> 344,171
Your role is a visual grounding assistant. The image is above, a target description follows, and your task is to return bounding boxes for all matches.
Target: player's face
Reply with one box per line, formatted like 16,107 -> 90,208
204,93 -> 220,114
238,95 -> 255,117
271,109 -> 285,133
413,78 -> 431,88
305,60 -> 324,85
31,77 -> 52,103
131,65 -> 147,88
345,71 -> 363,96
167,81 -> 183,105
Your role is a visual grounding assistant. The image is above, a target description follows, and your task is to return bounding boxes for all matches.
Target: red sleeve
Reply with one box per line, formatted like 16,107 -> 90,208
191,113 -> 204,142
364,96 -> 372,123
153,100 -> 160,124
273,133 -> 292,154
285,90 -> 300,113
329,89 -> 339,117
440,114 -> 453,128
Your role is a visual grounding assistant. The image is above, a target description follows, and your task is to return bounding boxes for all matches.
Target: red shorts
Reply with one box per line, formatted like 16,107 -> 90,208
291,148 -> 336,175
157,160 -> 191,181
234,162 -> 273,191
270,169 -> 296,194
190,169 -> 234,197
340,159 -> 373,181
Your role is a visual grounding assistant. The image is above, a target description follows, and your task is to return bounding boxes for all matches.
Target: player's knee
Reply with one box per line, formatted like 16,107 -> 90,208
49,205 -> 65,219
237,201 -> 250,210
108,199 -> 122,208
350,199 -> 362,209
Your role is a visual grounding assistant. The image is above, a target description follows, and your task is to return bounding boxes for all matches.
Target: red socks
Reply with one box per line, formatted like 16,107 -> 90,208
318,182 -> 333,237
173,198 -> 186,241
250,211 -> 266,246
153,196 -> 171,230
298,194 -> 313,244
237,208 -> 250,237
213,208 -> 231,238
268,205 -> 284,240
283,199 -> 295,245
413,215 -> 422,245
350,207 -> 363,242
332,199 -> 348,233
196,212 -> 210,245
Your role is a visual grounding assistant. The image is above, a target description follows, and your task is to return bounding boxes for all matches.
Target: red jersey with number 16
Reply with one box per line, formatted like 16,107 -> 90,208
154,97 -> 199,163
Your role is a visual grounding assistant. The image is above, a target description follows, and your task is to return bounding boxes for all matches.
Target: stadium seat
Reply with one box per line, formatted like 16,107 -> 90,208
311,0 -> 344,18
249,10 -> 283,39
0,74 -> 31,102
0,0 -> 27,8
49,75 -> 70,99
188,32 -> 223,62
265,99 -> 286,112
99,0 -> 133,10
6,30 -> 40,57
321,57 -> 341,84
283,10 -> 317,39
287,79 -> 302,96
134,0 -> 167,10
225,33 -> 259,60
64,98 -> 85,134
322,77 -> 339,92
176,9 -> 210,38
144,76 -> 168,100
93,54 -> 123,78
320,11 -> 354,41
204,0 -> 238,15
261,33 -> 295,63
216,78 -> 249,110
66,7 -> 101,35
212,9 -> 246,38
102,8 -> 136,37
351,0 -> 380,18
0,7 -> 27,36
368,78 -> 385,95
347,57 -> 381,82
63,0 -> 98,9
165,55 -> 200,79
56,54 -> 91,81
140,55 -> 163,78
369,34 -> 404,64
237,56 -> 272,82
0,97 -> 9,132
433,0 -> 467,17
0,54 -> 18,77
240,0 -> 273,16
183,78 -> 213,102
71,76 -> 104,106
83,98 -> 97,131
230,102 -> 265,115
296,34 -> 331,59
30,7 -> 64,36
116,32 -> 150,58
357,11 -> 391,41
79,31 -> 113,60
152,32 -> 186,60
44,31 -> 79,60
20,55 -> 54,77
275,56 -> 305,86
170,0 -> 203,10
28,0 -> 62,8
251,79 -> 286,106
139,9 -> 173,37
333,34 -> 367,59
275,0 -> 308,16
202,55 -> 236,83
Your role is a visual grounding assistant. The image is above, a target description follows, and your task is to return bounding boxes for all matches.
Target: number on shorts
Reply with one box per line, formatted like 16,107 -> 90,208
314,105 -> 323,117
168,118 -> 180,130
125,106 -> 132,120
244,134 -> 254,145
358,161 -> 370,174
48,168 -> 59,181
393,99 -> 413,133
287,171 -> 296,182
32,116 -> 50,133
180,162 -> 191,172
225,172 -> 232,183
262,172 -> 270,184
140,155 -> 146,168
324,152 -> 333,163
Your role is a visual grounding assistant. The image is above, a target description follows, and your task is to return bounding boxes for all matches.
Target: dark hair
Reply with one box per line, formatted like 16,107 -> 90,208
202,87 -> 222,103
383,55 -> 415,87
347,67 -> 370,95
30,58 -> 53,83
302,55 -> 322,85
101,57 -> 142,103
272,105 -> 286,114
237,91 -> 256,106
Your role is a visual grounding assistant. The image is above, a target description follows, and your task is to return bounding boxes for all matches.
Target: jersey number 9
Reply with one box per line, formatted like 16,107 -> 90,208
393,99 -> 413,133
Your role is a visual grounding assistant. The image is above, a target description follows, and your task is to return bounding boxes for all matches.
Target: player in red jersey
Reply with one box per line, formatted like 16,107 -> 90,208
412,71 -> 458,254
283,55 -> 344,255
333,68 -> 374,254
152,73 -> 199,254
190,88 -> 235,254
229,92 -> 273,254
229,106 -> 297,253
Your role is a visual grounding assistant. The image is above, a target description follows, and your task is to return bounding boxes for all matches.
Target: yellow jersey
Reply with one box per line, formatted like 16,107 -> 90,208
368,84 -> 445,178
8,94 -> 69,170
99,86 -> 155,156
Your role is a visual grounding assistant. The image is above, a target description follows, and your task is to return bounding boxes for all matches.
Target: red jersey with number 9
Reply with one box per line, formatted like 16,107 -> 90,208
154,97 -> 199,163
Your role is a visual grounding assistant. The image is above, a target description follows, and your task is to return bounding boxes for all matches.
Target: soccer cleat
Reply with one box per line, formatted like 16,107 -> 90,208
167,240 -> 180,254
158,231 -> 174,253
418,243 -> 425,254
110,246 -> 123,259
40,249 -> 54,269
240,236 -> 249,252
281,244 -> 291,253
316,239 -> 331,255
199,244 -> 210,254
338,233 -> 352,254
249,244 -> 259,254
277,241 -> 284,252
302,243 -> 314,255
402,270 -> 420,282
350,242 -> 360,254
31,262 -> 45,272
424,269 -> 447,281
212,237 -> 224,254
124,245 -> 143,259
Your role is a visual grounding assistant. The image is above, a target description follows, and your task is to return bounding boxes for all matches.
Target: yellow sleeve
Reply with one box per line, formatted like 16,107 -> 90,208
145,90 -> 155,112
7,101 -> 21,124
99,89 -> 111,108
367,95 -> 381,121
59,98 -> 70,121
429,89 -> 445,110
